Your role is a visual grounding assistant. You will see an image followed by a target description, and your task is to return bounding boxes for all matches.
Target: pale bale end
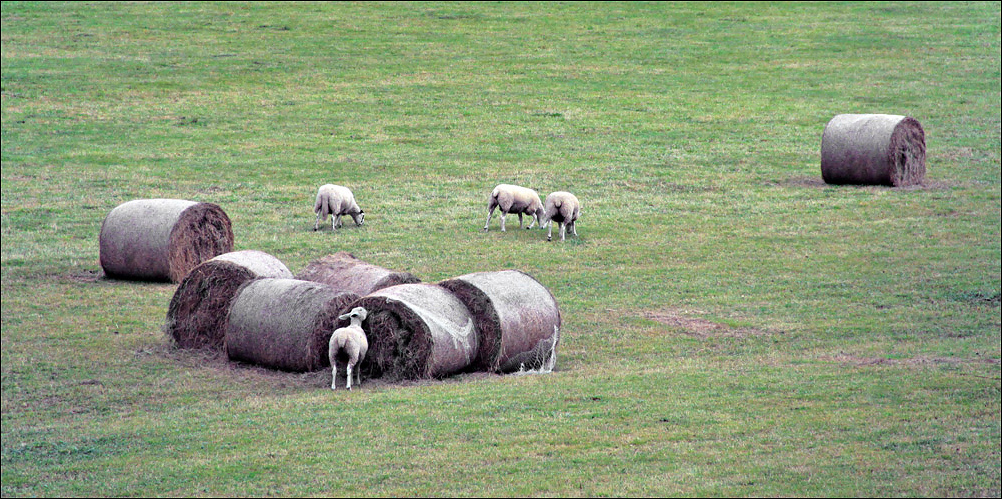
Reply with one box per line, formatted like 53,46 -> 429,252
350,283 -> 479,380
439,270 -> 561,374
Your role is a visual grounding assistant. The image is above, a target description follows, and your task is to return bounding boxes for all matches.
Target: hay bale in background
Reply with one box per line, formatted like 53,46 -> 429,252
99,199 -> 234,282
225,278 -> 359,372
351,283 -> 478,380
165,250 -> 294,350
820,114 -> 926,187
439,270 -> 561,373
296,251 -> 421,295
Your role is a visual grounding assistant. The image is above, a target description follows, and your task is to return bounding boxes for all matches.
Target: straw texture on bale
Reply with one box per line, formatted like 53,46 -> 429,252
820,114 -> 926,187
439,270 -> 561,373
296,251 -> 421,295
99,199 -> 234,282
350,283 -> 478,380
165,250 -> 294,350
224,278 -> 359,372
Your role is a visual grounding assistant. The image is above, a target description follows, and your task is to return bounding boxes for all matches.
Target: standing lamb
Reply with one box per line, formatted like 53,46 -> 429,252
313,184 -> 365,232
329,306 -> 369,391
482,184 -> 545,233
542,191 -> 581,241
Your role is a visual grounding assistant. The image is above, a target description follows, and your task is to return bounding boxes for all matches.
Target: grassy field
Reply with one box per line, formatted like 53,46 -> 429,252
2,1 -> 999,496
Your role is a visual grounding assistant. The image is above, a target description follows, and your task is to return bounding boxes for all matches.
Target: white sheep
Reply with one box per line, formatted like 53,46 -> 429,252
541,191 -> 581,241
313,184 -> 365,232
482,184 -> 545,232
329,306 -> 368,391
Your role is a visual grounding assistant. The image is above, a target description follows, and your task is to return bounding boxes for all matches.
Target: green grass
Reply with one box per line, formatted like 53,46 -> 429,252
2,1 -> 999,496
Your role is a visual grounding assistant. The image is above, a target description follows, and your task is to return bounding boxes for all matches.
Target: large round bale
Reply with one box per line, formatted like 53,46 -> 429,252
820,114 -> 926,187
224,278 -> 359,372
165,250 -> 294,350
439,270 -> 561,373
351,283 -> 478,380
296,251 -> 421,295
99,199 -> 234,282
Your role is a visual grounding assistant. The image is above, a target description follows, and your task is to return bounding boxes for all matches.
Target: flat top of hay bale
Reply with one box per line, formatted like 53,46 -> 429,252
208,250 -> 293,278
296,251 -> 420,295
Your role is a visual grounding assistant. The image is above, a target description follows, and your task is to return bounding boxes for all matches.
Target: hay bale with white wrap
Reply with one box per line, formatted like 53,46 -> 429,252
165,250 -> 294,350
439,270 -> 561,373
296,251 -> 421,296
99,199 -> 234,282
820,114 -> 926,187
224,278 -> 359,372
350,283 -> 478,380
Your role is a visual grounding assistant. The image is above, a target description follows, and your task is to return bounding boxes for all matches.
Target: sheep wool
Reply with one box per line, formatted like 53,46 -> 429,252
439,270 -> 561,373
165,250 -> 294,350
99,199 -> 234,282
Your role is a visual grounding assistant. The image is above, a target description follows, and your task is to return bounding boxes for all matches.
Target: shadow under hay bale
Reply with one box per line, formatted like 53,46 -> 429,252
165,250 -> 294,350
225,278 -> 359,372
821,114 -> 926,187
296,251 -> 421,296
439,270 -> 561,373
99,199 -> 234,282
350,283 -> 478,380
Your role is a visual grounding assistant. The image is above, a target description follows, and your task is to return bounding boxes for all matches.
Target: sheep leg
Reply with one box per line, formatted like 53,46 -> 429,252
547,223 -> 554,242
483,205 -> 497,232
314,212 -> 323,231
499,210 -> 507,232
517,213 -> 523,229
334,214 -> 343,230
526,213 -> 539,229
560,222 -> 567,241
346,363 -> 353,391
569,221 -> 577,237
331,361 -> 339,390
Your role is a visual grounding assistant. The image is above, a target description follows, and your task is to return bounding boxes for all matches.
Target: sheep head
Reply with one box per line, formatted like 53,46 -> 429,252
338,306 -> 368,323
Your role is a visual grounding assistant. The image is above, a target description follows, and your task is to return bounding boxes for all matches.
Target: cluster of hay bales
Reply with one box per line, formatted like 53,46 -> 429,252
154,244 -> 560,382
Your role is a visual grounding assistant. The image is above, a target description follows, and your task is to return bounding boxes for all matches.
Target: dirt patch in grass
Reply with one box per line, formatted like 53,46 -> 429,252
643,309 -> 768,339
825,353 -> 1000,368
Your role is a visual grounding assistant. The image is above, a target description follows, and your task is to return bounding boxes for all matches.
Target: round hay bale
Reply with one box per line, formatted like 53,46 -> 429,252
296,251 -> 421,295
99,199 -> 234,282
165,250 -> 294,350
439,270 -> 561,373
224,278 -> 359,372
820,114 -> 926,187
351,283 -> 478,380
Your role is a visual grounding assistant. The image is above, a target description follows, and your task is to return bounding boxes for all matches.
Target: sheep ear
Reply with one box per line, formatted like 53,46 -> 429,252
338,313 -> 351,321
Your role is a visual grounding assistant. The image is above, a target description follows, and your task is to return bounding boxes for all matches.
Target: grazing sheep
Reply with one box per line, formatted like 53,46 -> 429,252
329,306 -> 369,391
482,184 -> 545,232
313,184 -> 365,232
542,191 -> 580,241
